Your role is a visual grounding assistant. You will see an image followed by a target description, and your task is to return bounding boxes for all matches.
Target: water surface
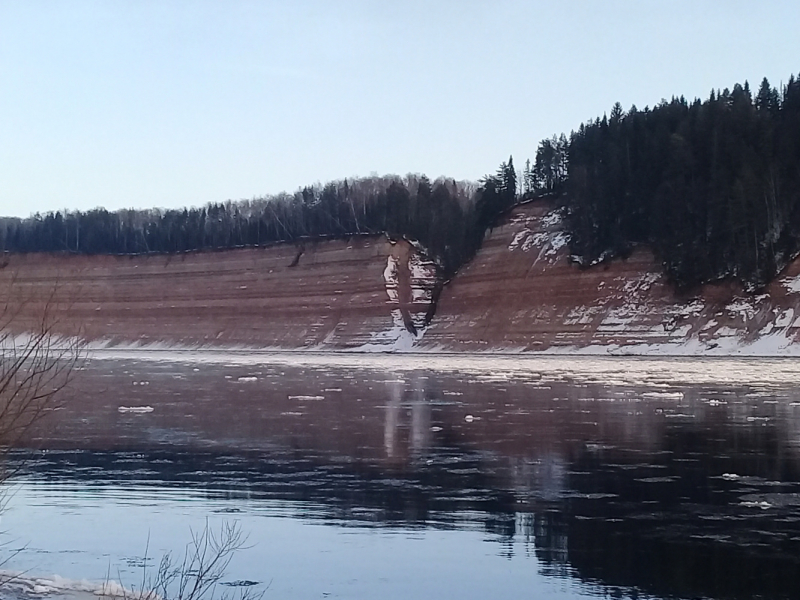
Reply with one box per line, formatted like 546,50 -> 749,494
4,353 -> 800,599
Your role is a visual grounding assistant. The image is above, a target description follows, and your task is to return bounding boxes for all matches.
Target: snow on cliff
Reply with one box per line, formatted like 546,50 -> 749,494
7,201 -> 800,355
424,201 -> 800,355
0,236 -> 442,353
356,240 -> 439,352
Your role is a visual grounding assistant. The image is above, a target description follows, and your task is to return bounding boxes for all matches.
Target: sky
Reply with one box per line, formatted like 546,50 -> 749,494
1,0 -> 798,218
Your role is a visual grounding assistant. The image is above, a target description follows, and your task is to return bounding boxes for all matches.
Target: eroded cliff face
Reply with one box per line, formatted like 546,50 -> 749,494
424,201 -> 800,354
6,202 -> 800,354
0,236 -> 439,350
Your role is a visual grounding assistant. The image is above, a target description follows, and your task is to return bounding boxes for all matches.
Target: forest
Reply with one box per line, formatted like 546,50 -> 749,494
557,74 -> 800,290
0,163 -> 518,278
3,72 -> 800,291
0,175 -> 478,277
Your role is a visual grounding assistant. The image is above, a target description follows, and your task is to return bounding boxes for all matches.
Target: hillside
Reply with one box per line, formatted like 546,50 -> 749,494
0,236 -> 438,351
424,202 -> 800,354
6,201 -> 800,354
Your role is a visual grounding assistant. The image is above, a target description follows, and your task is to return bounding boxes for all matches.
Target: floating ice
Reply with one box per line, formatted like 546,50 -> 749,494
641,391 -> 684,400
740,500 -> 772,510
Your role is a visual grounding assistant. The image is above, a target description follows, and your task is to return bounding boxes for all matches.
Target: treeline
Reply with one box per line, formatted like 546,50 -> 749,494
556,74 -> 800,290
0,175 -> 498,276
9,72 -> 800,293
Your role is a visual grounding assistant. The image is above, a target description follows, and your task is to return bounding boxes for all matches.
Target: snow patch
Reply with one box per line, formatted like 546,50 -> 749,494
775,308 -> 794,328
354,309 -> 425,353
564,306 -> 601,326
507,209 -> 569,264
383,256 -> 400,303
409,253 -> 437,303
541,209 -> 563,228
726,299 -> 756,321
358,251 -> 433,352
782,275 -> 800,294
623,272 -> 661,294
0,573 -> 139,599
508,229 -> 532,251
700,319 -> 718,332
676,300 -> 704,318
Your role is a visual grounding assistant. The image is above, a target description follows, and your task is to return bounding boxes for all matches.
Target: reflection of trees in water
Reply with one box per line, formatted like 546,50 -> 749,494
376,377 -> 800,600
510,454 -> 567,503
536,400 -> 800,600
383,377 -> 432,460
14,414 -> 800,600
16,366 -> 800,600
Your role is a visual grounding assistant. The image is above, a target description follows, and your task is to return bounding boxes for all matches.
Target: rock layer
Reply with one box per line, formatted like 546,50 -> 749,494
0,236 -> 439,350
5,201 -> 800,354
424,201 -> 800,354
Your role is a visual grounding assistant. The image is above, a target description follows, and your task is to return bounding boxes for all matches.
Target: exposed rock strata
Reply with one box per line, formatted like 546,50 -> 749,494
5,201 -> 800,353
0,237 -> 438,350
424,202 -> 800,354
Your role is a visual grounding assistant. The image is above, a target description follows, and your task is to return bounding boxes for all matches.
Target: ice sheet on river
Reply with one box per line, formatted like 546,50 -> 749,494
0,573 -> 133,600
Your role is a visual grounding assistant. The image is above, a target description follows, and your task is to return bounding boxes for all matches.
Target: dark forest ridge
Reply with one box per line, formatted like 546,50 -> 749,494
4,71 -> 800,291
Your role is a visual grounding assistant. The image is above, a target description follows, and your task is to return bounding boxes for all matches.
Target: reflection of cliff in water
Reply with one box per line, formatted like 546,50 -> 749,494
547,420 -> 800,600
17,359 -> 800,600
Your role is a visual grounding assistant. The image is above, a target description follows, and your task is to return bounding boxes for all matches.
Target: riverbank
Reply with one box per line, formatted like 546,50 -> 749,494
5,202 -> 800,355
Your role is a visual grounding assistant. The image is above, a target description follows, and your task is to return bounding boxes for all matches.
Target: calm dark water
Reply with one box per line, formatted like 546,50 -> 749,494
4,352 -> 800,599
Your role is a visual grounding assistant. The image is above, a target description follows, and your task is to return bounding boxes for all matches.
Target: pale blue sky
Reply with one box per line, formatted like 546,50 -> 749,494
1,0 -> 798,218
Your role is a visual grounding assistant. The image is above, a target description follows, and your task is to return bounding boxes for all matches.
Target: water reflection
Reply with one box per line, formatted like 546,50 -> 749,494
384,377 -> 433,460
9,356 -> 800,599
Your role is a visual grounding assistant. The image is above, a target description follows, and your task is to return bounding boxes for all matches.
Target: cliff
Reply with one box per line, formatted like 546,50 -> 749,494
0,236 -> 439,350
5,201 -> 800,354
424,201 -> 800,354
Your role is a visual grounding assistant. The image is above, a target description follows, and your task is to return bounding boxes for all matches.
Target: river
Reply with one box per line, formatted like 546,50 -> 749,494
2,352 -> 800,599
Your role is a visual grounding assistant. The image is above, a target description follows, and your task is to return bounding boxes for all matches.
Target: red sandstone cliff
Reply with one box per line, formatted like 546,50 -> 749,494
5,202 -> 800,354
0,236 -> 438,350
424,201 -> 800,354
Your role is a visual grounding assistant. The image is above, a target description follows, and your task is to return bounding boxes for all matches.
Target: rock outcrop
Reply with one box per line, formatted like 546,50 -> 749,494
0,236 -> 439,350
5,200 -> 800,354
424,201 -> 800,354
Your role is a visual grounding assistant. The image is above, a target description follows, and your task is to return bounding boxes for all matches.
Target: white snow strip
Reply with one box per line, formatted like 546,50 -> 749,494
541,209 -> 563,228
0,572 -> 142,599
782,275 -> 800,294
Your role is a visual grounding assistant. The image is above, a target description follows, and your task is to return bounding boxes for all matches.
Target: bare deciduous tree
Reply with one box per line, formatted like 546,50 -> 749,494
119,521 -> 263,600
0,277 -> 83,473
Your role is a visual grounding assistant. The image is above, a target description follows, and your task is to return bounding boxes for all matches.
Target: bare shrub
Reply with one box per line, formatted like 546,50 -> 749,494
0,276 -> 83,476
120,521 -> 263,600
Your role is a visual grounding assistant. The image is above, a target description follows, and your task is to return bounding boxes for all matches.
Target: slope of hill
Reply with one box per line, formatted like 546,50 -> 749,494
0,236 -> 438,351
6,201 -> 800,355
423,202 -> 800,355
